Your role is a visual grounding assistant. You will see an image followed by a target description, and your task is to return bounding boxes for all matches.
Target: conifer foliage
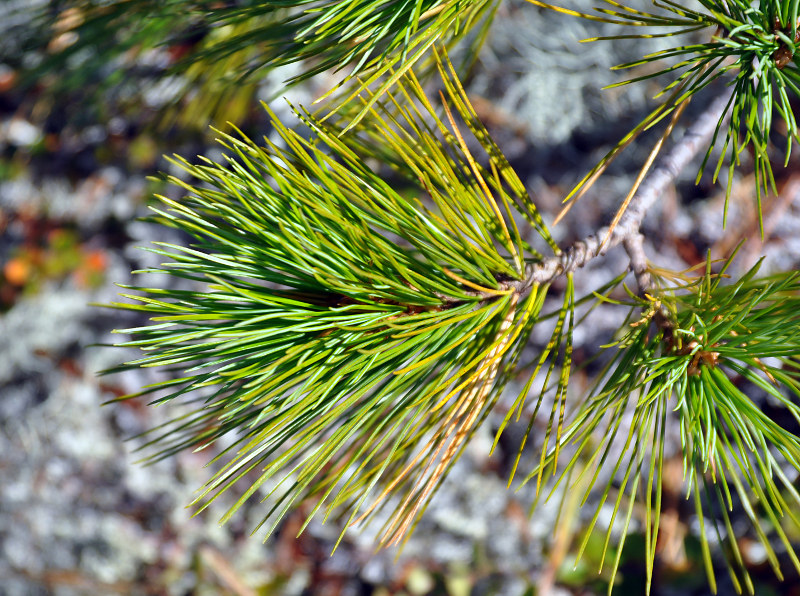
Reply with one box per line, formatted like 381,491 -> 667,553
28,0 -> 800,592
106,60 -> 569,548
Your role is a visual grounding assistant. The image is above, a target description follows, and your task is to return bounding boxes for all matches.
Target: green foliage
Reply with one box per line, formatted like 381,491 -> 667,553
537,258 -> 800,593
23,0 -> 499,127
528,0 -> 800,226
77,1 -> 800,593
22,1 -> 230,124
105,61 -> 571,547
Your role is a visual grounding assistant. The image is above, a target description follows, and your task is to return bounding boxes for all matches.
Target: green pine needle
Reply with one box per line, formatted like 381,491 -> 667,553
529,259 -> 800,594
527,0 -> 800,230
25,0 -> 500,127
103,57 -> 564,547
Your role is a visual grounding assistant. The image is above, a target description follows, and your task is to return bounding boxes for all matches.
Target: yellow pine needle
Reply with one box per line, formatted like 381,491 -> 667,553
427,293 -> 536,413
524,0 -> 625,24
382,294 -> 519,545
439,94 -> 518,261
353,294 -> 519,540
384,401 -> 483,545
443,268 -> 512,295
552,167 -> 607,227
393,306 -> 503,376
599,97 -> 690,252
419,1 -> 451,21
552,76 -> 692,228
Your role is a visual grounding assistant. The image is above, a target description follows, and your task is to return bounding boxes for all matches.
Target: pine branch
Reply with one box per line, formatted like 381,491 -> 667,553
467,89 -> 734,301
528,0 -> 800,223
88,3 -> 800,590
21,0 -> 501,128
534,259 -> 800,594
103,61 -> 570,549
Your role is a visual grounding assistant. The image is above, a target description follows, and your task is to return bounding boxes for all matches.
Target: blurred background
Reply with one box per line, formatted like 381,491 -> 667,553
2,1 -> 800,595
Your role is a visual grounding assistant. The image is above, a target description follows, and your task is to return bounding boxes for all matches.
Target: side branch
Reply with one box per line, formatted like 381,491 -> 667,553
621,233 -> 651,294
506,89 -> 734,295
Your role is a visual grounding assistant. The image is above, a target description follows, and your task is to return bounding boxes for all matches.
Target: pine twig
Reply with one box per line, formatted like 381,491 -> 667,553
622,233 -> 652,295
505,89 -> 735,295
